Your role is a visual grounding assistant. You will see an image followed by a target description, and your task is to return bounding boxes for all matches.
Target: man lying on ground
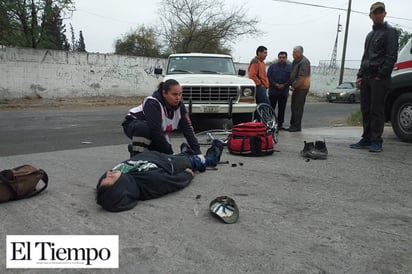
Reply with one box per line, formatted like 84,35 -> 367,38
96,140 -> 223,212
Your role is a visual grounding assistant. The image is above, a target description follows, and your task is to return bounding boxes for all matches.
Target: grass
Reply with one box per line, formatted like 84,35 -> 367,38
346,109 -> 362,126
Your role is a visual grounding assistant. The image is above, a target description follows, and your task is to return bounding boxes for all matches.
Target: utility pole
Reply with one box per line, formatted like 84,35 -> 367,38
329,15 -> 342,69
339,0 -> 352,84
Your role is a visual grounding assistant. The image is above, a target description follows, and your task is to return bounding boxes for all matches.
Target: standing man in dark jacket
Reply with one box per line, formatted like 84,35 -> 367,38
287,46 -> 311,132
267,51 -> 292,129
248,46 -> 270,112
350,2 -> 398,152
122,79 -> 201,157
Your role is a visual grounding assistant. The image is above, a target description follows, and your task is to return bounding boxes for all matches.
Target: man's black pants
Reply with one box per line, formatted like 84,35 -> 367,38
360,77 -> 390,143
290,89 -> 308,130
269,93 -> 288,127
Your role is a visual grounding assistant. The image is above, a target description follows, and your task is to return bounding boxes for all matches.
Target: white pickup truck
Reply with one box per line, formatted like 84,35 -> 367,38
155,53 -> 256,125
386,38 -> 412,142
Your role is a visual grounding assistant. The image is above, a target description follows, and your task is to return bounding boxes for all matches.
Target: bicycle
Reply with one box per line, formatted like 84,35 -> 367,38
195,128 -> 232,146
255,103 -> 279,144
195,103 -> 279,146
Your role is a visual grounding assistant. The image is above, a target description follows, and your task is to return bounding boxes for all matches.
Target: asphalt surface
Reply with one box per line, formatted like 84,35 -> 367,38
1,104 -> 411,273
0,102 -> 359,156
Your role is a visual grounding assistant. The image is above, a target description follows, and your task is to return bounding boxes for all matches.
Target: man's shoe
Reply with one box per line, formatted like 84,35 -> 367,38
206,139 -> 224,164
300,141 -> 315,158
350,139 -> 371,149
369,142 -> 382,152
313,140 -> 328,159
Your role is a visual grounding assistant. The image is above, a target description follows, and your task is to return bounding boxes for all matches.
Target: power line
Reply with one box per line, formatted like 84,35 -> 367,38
75,9 -> 139,26
272,0 -> 347,11
272,0 -> 412,22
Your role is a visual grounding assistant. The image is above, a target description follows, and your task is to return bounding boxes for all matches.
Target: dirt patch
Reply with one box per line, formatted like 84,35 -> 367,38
0,93 -> 325,111
0,96 -> 144,111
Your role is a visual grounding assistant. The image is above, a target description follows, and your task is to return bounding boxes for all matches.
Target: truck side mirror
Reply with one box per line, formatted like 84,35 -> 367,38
154,68 -> 163,75
238,69 -> 246,76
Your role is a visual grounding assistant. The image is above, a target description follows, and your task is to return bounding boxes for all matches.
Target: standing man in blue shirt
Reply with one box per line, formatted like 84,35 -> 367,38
267,51 -> 292,130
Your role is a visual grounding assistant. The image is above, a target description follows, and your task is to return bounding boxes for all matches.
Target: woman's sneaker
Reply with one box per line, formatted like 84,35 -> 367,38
180,143 -> 195,155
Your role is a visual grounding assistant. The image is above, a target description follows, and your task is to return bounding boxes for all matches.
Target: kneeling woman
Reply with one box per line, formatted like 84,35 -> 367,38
122,79 -> 201,156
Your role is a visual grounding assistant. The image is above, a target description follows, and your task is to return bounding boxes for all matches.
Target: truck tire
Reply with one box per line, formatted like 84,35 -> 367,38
390,93 -> 412,143
232,113 -> 253,125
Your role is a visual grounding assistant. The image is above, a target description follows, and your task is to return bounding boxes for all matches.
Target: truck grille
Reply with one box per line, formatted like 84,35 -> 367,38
182,86 -> 238,102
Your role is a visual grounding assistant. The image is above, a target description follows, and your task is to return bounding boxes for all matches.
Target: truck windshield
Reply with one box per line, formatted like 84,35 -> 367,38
167,56 -> 237,75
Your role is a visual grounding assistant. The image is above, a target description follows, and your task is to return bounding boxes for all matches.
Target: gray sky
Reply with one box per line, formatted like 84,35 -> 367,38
64,0 -> 412,68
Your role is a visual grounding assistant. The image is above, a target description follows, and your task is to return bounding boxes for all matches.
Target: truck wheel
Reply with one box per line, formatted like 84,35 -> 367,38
390,93 -> 412,143
232,113 -> 253,125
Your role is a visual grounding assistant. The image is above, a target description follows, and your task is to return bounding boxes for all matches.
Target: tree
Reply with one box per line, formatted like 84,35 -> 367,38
0,0 -> 74,49
114,25 -> 161,57
38,0 -> 69,50
158,0 -> 260,54
77,30 -> 86,52
396,27 -> 412,50
69,23 -> 75,50
67,24 -> 86,52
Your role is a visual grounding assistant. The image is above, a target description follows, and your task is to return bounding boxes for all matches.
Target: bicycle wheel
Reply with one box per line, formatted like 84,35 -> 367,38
256,103 -> 279,144
195,129 -> 231,146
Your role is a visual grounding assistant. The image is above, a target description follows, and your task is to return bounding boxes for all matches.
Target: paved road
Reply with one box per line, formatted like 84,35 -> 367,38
1,126 -> 411,273
0,102 -> 360,156
1,102 -> 412,274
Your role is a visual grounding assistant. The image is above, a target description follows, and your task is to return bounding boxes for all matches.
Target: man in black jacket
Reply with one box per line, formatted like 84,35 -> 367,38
96,140 -> 223,212
351,2 -> 398,152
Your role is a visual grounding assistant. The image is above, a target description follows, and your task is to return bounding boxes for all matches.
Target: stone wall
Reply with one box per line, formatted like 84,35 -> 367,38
0,47 -> 358,99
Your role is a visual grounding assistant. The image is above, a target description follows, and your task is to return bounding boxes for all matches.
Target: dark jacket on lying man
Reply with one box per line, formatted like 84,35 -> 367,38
96,140 -> 224,212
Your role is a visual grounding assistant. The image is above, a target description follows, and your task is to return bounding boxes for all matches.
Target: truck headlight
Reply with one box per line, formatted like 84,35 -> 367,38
242,87 -> 254,97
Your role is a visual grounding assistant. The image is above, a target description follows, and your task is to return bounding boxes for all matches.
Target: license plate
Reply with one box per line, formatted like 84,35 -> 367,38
203,106 -> 219,113
331,96 -> 336,100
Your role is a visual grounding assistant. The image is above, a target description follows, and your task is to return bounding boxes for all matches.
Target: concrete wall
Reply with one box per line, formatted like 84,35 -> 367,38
0,47 -> 358,99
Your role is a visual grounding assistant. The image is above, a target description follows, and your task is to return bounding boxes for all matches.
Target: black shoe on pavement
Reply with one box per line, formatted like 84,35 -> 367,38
313,140 -> 328,159
300,141 -> 315,158
287,127 -> 301,132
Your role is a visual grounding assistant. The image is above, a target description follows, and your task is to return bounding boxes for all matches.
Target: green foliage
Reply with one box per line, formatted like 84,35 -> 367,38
0,99 -> 9,105
0,0 -> 74,50
346,109 -> 362,126
114,26 -> 161,57
396,27 -> 412,50
77,30 -> 86,52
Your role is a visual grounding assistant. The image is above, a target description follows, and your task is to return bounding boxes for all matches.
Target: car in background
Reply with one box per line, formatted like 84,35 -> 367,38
326,82 -> 360,103
385,38 -> 412,143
